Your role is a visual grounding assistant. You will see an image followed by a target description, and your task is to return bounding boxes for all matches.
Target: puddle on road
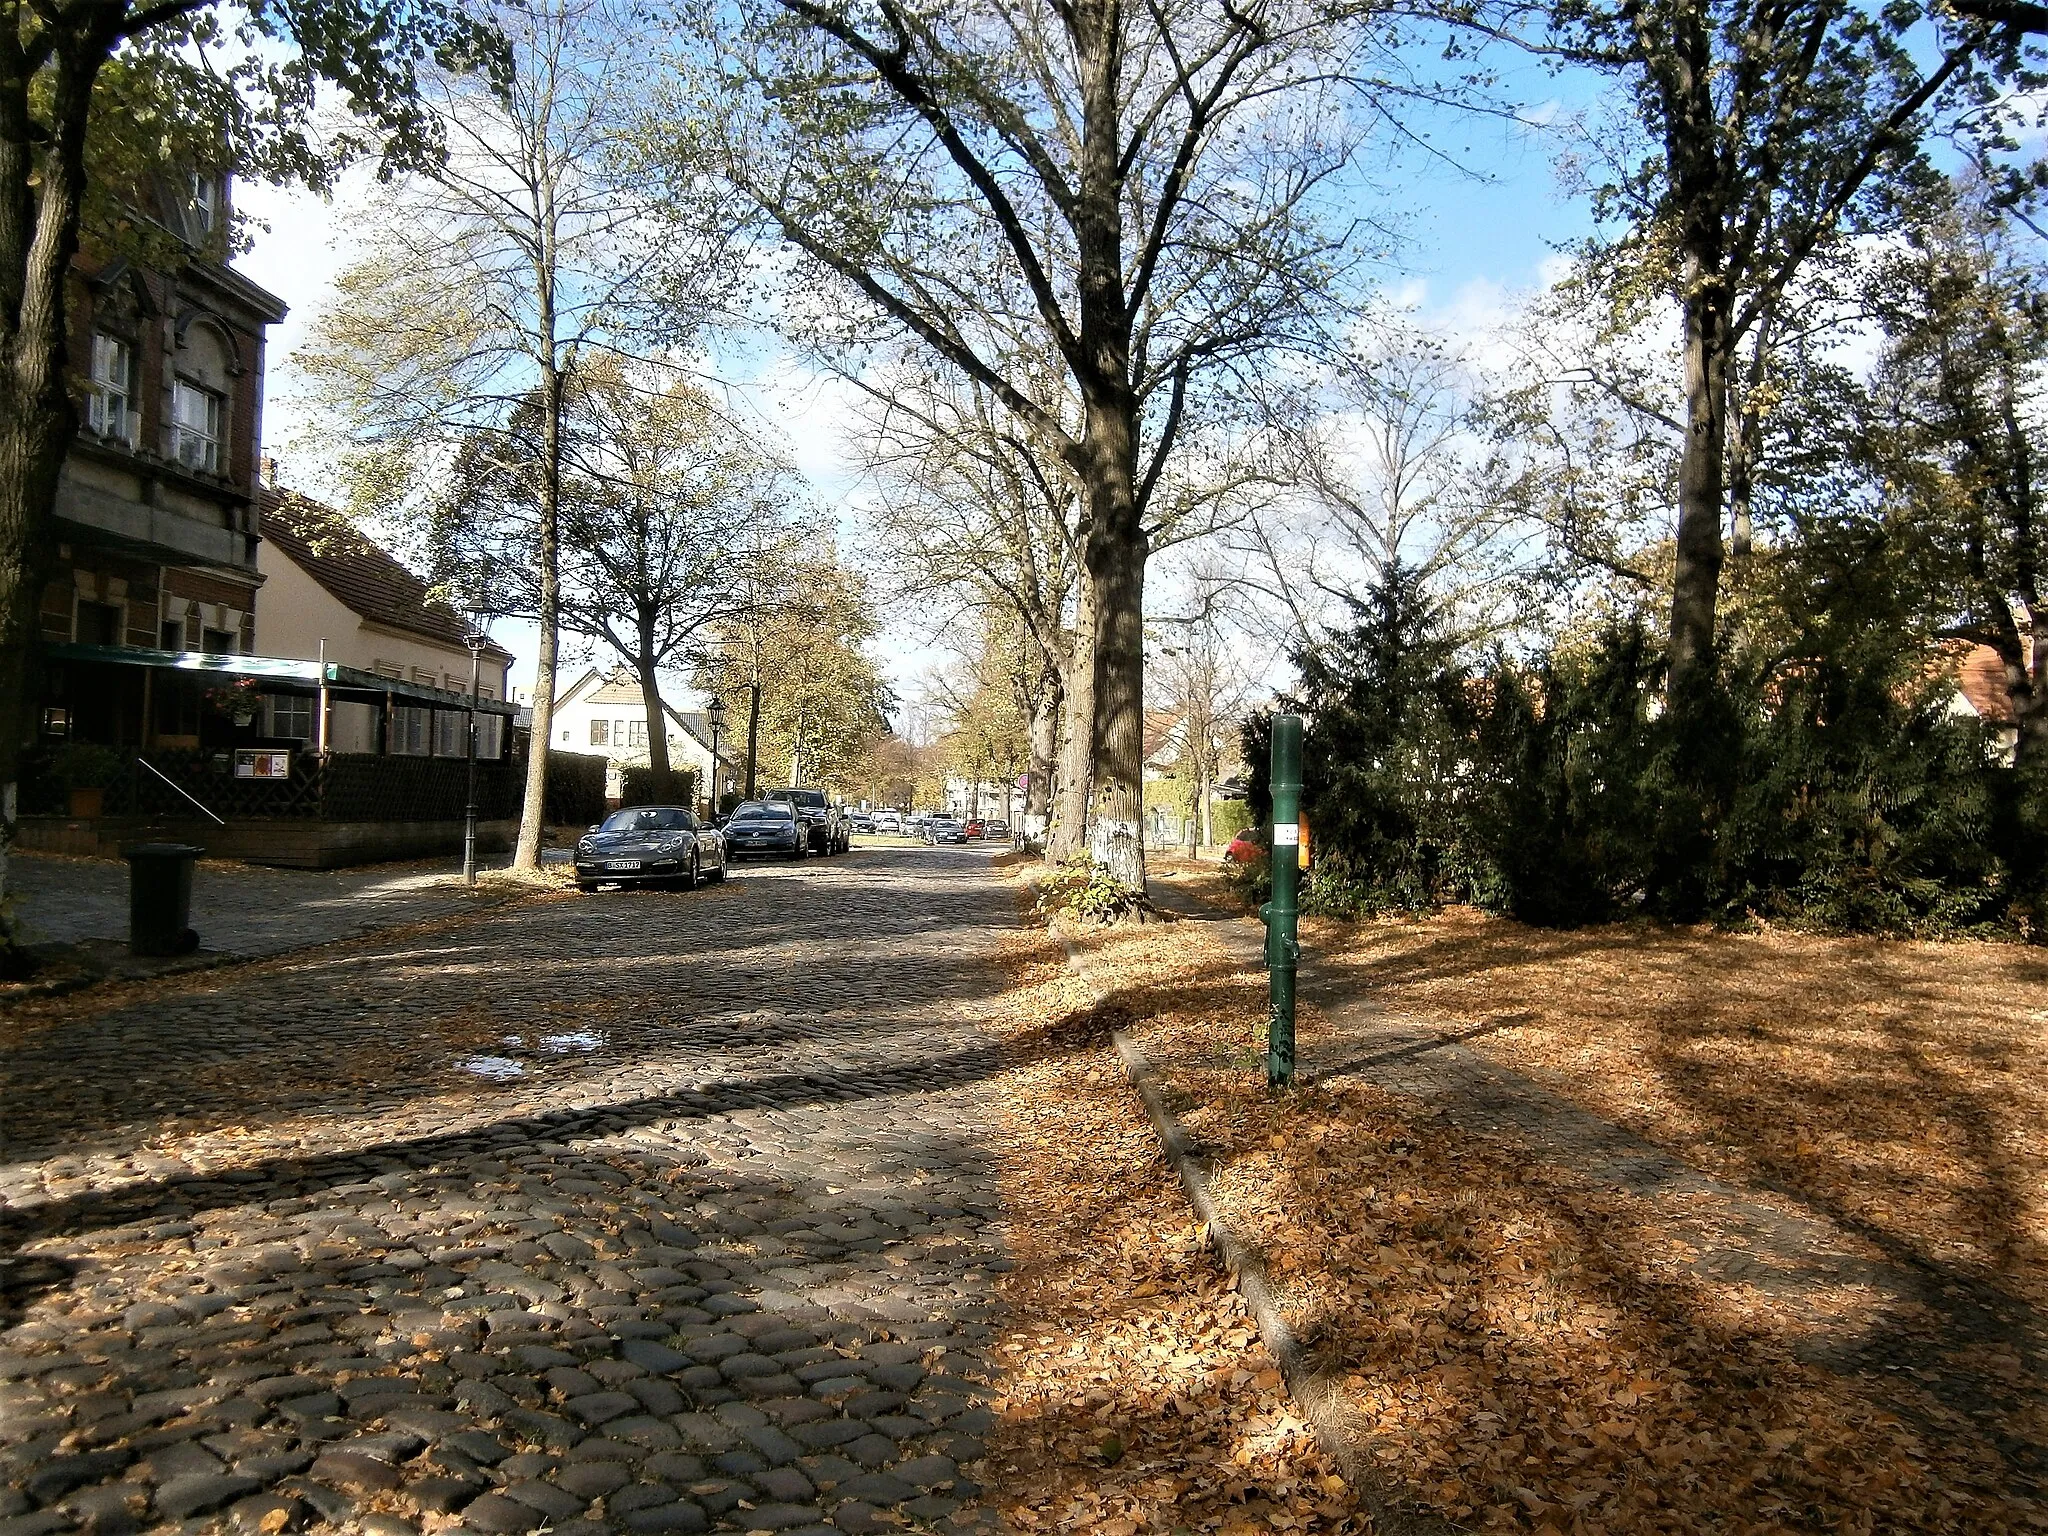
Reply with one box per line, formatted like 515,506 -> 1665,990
456,1055 -> 527,1079
454,1030 -> 607,1079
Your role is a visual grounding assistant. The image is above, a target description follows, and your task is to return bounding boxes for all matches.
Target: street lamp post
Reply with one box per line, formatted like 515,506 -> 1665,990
707,695 -> 728,816
463,627 -> 488,886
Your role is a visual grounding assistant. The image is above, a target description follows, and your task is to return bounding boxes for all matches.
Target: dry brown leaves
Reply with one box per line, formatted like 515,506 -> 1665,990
1299,907 -> 2048,1316
972,917 -> 1368,1535
1047,881 -> 2048,1533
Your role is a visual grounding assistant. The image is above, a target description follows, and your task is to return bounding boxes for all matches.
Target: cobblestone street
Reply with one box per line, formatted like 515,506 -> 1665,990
0,847 -> 1020,1536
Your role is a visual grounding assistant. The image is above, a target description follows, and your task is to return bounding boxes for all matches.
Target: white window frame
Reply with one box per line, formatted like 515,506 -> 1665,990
88,334 -> 136,445
171,379 -> 222,473
264,694 -> 314,741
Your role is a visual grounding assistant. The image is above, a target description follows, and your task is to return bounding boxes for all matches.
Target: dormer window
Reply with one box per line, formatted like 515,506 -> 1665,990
191,173 -> 218,237
87,334 -> 136,445
172,379 -> 222,472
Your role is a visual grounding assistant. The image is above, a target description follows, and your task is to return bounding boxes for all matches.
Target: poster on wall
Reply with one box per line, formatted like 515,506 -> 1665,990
234,749 -> 292,780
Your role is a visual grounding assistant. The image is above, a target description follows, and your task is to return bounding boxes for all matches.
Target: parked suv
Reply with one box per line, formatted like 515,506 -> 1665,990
766,787 -> 850,855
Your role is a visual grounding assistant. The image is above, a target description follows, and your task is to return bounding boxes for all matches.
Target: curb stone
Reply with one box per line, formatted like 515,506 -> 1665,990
1049,917 -> 1461,1536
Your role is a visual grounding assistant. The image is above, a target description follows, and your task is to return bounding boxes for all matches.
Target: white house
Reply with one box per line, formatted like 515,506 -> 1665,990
551,667 -> 736,806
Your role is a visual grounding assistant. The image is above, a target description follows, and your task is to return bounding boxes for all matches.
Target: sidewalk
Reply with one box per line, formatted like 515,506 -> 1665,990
1074,863 -> 2048,1530
7,849 -> 568,985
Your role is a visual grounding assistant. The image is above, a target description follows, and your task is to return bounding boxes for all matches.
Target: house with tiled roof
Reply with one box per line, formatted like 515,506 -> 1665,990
1945,641 -> 2025,766
257,488 -> 514,709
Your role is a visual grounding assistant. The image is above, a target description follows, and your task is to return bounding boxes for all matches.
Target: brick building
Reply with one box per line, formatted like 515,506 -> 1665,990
36,171 -> 286,749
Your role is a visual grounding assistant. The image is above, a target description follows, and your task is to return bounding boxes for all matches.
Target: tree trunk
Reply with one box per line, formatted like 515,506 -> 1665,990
744,678 -> 761,798
635,636 -> 672,800
1025,663 -> 1060,832
1082,478 -> 1147,892
1668,263 -> 1731,703
514,364 -> 564,869
0,50 -> 100,939
1047,572 -> 1098,859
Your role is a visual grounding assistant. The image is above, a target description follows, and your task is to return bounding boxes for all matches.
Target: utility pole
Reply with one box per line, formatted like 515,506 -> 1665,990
1262,714 -> 1302,1087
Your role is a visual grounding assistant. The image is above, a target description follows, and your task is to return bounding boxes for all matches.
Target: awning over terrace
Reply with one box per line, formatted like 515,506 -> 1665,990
43,643 -> 519,715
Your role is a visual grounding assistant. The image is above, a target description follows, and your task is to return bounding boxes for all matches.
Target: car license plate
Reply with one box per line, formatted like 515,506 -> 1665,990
608,859 -> 642,871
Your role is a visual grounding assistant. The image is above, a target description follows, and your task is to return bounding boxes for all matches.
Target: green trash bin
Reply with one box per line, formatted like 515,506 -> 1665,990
123,843 -> 204,957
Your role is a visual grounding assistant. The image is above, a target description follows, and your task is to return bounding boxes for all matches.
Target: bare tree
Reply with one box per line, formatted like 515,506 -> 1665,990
673,0 -> 1391,888
299,0 -> 713,867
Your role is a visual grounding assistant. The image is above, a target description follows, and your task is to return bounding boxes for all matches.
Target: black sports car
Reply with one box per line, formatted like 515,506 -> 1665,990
575,806 -> 728,891
721,800 -> 808,858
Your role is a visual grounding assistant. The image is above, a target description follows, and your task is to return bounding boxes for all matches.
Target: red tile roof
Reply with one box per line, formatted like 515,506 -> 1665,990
1954,643 -> 2017,724
258,488 -> 512,663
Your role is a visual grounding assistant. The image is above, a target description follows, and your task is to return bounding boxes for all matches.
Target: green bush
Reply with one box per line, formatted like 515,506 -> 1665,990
1208,798 -> 1253,843
1269,565 -> 2041,938
1035,855 -> 1155,924
620,765 -> 698,808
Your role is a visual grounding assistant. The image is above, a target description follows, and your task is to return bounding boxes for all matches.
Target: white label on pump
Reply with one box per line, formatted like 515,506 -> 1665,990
1273,822 -> 1300,847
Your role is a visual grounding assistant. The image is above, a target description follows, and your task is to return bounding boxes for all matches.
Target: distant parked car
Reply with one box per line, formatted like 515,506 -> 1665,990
964,818 -> 985,838
876,810 -> 902,833
985,819 -> 1010,839
923,816 -> 967,844
1222,826 -> 1268,865
576,805 -> 727,891
766,786 -> 849,854
723,800 -> 807,859
848,810 -> 877,833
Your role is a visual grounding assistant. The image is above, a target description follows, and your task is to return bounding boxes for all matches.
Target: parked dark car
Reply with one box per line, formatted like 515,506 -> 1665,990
576,805 -> 727,891
923,816 -> 967,845
766,786 -> 849,854
848,810 -> 877,833
985,819 -> 1010,839
722,800 -> 807,858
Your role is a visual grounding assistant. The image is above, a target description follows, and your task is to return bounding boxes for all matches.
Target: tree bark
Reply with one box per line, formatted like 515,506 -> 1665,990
514,363 -> 564,869
635,627 -> 672,800
1048,569 -> 1099,859
1082,482 -> 1147,891
1668,262 -> 1731,701
1025,660 -> 1060,830
0,45 -> 101,938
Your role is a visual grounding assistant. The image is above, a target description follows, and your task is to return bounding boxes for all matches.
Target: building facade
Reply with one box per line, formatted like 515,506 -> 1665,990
552,668 -> 733,807
36,172 -> 285,751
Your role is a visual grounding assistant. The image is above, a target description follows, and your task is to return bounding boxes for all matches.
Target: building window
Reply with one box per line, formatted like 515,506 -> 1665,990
161,619 -> 184,651
626,720 -> 646,748
373,662 -> 402,680
172,380 -> 223,473
264,694 -> 313,741
76,599 -> 123,646
201,626 -> 237,655
392,705 -> 432,756
560,728 -> 570,743
590,719 -> 609,746
614,718 -> 626,747
191,173 -> 218,236
88,335 -> 136,445
435,710 -> 469,757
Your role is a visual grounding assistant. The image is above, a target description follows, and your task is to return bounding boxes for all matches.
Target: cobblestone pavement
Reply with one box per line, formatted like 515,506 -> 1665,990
1,846 -> 1019,1536
9,854 -> 545,962
1145,871 -> 2048,1494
